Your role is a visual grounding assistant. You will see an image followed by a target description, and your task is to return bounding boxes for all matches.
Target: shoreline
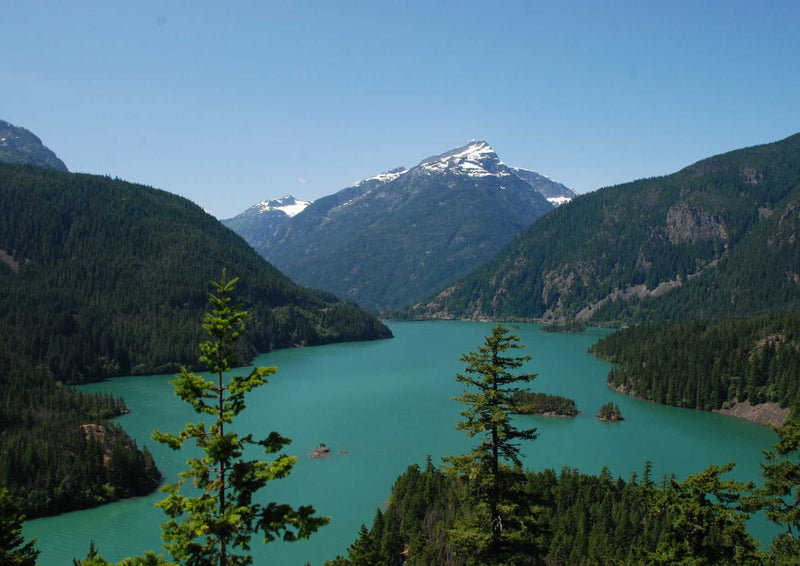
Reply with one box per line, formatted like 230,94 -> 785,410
613,384 -> 788,428
712,400 -> 789,429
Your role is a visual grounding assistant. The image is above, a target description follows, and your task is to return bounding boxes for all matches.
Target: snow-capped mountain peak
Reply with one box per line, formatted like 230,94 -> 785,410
252,195 -> 311,217
418,140 -> 511,178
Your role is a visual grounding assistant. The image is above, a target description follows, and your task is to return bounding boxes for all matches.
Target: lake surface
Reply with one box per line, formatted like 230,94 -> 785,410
25,321 -> 779,564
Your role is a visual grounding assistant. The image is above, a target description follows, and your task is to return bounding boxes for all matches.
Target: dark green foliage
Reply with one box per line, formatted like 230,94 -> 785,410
152,272 -> 328,565
327,461 -> 754,566
0,347 -> 160,518
407,132 -> 800,323
0,488 -> 39,566
596,402 -> 624,422
648,463 -> 762,565
73,541 -> 175,566
509,391 -> 578,417
0,161 -> 391,384
591,310 -> 800,414
443,324 -> 541,564
747,418 -> 800,562
331,460 -> 782,565
540,320 -> 585,333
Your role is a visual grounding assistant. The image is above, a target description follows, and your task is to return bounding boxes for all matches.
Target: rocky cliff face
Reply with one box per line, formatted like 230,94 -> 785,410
665,202 -> 728,244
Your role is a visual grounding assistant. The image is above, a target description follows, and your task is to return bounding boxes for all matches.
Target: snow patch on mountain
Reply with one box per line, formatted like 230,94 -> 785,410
547,196 -> 572,206
419,140 -> 512,178
360,167 -> 408,185
253,195 -> 311,217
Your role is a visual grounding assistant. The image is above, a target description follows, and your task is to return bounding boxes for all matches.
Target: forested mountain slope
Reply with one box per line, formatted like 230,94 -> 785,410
228,141 -> 557,312
406,132 -> 800,323
0,161 -> 391,384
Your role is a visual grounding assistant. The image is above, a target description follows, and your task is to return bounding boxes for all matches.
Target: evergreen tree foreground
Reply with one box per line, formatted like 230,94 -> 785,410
442,323 -> 541,564
150,270 -> 328,565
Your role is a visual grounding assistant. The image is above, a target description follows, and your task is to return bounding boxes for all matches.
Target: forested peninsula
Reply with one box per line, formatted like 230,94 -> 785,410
0,348 -> 160,518
590,310 -> 800,423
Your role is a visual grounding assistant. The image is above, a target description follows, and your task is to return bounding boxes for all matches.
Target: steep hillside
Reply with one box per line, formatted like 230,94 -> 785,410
232,142 -> 556,311
0,119 -> 68,172
406,133 -> 800,323
0,161 -> 391,384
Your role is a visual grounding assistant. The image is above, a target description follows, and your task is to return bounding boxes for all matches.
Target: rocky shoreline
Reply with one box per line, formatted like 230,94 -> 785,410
713,399 -> 789,428
614,384 -> 788,428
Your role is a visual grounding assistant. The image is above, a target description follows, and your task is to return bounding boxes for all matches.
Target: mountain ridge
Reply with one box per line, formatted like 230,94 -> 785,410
225,141 -> 572,311
0,161 -> 391,383
0,119 -> 68,172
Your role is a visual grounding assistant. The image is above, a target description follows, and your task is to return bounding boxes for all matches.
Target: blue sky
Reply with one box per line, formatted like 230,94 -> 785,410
3,1 -> 799,219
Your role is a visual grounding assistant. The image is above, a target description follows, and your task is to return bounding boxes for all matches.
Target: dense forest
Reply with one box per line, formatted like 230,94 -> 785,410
0,161 -> 391,384
404,132 -> 800,324
510,391 -> 579,416
0,346 -> 160,518
591,310 -> 800,414
540,320 -> 585,333
325,458 -> 764,565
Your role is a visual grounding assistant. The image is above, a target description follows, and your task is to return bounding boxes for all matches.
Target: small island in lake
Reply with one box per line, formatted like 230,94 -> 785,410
511,391 -> 579,417
596,402 -> 624,422
541,319 -> 586,333
309,443 -> 332,459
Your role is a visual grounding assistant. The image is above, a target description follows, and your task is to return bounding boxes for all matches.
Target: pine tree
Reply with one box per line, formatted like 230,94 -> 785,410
649,463 -> 762,565
443,323 -> 541,565
152,270 -> 328,566
749,418 -> 800,563
0,488 -> 39,566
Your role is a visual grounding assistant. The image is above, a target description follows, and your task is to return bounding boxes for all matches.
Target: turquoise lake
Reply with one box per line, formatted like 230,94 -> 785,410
25,321 -> 780,564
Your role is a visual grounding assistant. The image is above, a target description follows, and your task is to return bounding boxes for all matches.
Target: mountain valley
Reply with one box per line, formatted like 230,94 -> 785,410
224,141 -> 573,311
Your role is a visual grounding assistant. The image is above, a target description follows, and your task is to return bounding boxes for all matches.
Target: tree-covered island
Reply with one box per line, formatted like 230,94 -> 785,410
510,391 -> 579,417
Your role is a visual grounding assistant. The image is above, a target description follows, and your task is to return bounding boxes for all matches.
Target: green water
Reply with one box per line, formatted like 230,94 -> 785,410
25,321 -> 779,564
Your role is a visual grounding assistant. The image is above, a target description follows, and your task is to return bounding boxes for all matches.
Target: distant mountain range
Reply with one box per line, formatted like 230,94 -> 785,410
224,141 -> 573,311
403,132 -> 800,324
223,195 -> 312,250
0,119 -> 68,172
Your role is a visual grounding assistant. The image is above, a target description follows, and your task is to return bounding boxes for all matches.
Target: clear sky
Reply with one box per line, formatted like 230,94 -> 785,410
2,1 -> 799,219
